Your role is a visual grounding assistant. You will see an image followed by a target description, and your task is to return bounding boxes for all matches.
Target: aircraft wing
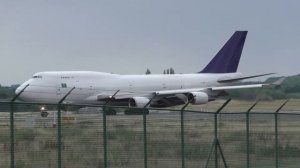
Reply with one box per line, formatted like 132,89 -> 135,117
93,77 -> 284,99
211,84 -> 266,91
156,77 -> 284,96
91,77 -> 284,108
90,91 -> 151,101
155,88 -> 207,96
214,77 -> 285,90
146,83 -> 271,108
155,84 -> 265,96
217,73 -> 276,83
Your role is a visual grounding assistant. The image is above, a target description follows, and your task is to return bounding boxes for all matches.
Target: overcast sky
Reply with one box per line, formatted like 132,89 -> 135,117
0,1 -> 299,85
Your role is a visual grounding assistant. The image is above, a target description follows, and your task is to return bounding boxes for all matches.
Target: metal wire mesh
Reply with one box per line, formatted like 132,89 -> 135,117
61,105 -> 103,168
0,107 -> 10,167
13,104 -> 57,168
106,108 -> 144,168
278,114 -> 300,168
219,113 -> 246,168
184,112 -> 214,168
1,100 -> 300,168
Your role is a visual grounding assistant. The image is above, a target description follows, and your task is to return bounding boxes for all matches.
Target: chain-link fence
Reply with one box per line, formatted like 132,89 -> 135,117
1,99 -> 300,168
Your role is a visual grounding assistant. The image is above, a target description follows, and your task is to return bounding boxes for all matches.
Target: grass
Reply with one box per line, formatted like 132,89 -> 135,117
1,100 -> 300,167
187,99 -> 300,112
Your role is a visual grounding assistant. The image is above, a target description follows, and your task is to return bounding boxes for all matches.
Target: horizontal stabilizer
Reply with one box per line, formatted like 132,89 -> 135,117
266,77 -> 285,88
271,77 -> 285,86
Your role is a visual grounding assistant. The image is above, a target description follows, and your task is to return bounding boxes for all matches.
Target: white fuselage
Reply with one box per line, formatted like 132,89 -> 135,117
15,31 -> 257,107
16,71 -> 241,104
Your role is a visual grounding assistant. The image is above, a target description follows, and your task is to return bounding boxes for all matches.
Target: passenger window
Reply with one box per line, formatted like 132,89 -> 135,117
61,83 -> 67,88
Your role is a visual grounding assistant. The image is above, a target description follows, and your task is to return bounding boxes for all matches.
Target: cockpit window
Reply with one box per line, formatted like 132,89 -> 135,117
32,75 -> 42,79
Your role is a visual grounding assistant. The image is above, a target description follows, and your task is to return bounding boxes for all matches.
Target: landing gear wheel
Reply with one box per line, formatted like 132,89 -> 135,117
41,111 -> 49,117
124,108 -> 149,115
103,107 -> 117,115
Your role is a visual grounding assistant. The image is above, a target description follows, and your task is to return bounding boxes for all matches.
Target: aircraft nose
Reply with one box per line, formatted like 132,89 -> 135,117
15,80 -> 31,96
15,87 -> 21,95
14,84 -> 28,101
15,84 -> 27,96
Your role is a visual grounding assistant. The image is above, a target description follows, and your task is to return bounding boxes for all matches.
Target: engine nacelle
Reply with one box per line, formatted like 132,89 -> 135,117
187,92 -> 209,105
128,97 -> 150,108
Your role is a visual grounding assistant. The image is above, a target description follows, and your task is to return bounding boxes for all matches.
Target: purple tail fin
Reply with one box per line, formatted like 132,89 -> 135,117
200,31 -> 247,73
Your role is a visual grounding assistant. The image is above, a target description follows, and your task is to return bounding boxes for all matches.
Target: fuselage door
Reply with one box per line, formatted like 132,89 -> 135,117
56,83 -> 68,96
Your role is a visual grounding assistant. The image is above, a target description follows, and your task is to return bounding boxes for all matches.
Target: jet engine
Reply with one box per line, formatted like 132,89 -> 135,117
187,92 -> 209,105
128,97 -> 150,108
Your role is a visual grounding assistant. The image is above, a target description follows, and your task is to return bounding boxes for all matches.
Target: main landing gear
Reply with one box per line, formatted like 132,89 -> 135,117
103,107 -> 117,115
124,108 -> 149,115
102,107 -> 149,115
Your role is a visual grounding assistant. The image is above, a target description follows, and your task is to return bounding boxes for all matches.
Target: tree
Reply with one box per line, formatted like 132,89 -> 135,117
0,93 -> 9,99
170,67 -> 175,74
163,68 -> 176,74
145,69 -> 151,75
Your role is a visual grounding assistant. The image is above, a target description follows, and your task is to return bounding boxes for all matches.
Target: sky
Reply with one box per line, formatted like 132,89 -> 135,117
0,0 -> 299,85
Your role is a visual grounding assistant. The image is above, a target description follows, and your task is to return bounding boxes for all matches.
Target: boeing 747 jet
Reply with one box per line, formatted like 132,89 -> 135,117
15,31 -> 280,116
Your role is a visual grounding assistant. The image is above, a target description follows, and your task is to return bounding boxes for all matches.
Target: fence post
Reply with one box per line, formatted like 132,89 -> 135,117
205,99 -> 231,168
142,93 -> 157,168
9,102 -> 15,168
274,112 -> 278,168
57,105 -> 62,168
216,99 -> 231,168
143,109 -> 148,168
102,90 -> 120,168
274,99 -> 289,168
103,107 -> 107,168
245,100 -> 260,168
10,84 -> 29,168
57,87 -> 75,168
180,101 -> 191,168
214,112 -> 218,168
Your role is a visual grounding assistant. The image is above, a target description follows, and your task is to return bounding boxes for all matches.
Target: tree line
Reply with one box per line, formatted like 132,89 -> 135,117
0,85 -> 19,99
145,67 -> 175,75
227,75 -> 300,100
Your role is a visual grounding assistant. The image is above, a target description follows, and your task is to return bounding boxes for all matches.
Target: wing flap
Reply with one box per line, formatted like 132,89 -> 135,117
155,88 -> 206,96
94,91 -> 153,100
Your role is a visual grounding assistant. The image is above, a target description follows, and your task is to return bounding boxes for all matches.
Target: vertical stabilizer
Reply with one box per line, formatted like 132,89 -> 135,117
200,31 -> 247,73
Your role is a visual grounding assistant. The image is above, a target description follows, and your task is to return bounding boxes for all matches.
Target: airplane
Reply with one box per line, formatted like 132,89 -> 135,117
15,31 -> 281,116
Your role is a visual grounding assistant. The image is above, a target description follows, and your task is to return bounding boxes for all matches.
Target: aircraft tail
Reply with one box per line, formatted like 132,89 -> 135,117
200,31 -> 248,73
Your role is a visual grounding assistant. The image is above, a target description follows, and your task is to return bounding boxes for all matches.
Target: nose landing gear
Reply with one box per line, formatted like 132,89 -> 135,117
40,106 -> 49,117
